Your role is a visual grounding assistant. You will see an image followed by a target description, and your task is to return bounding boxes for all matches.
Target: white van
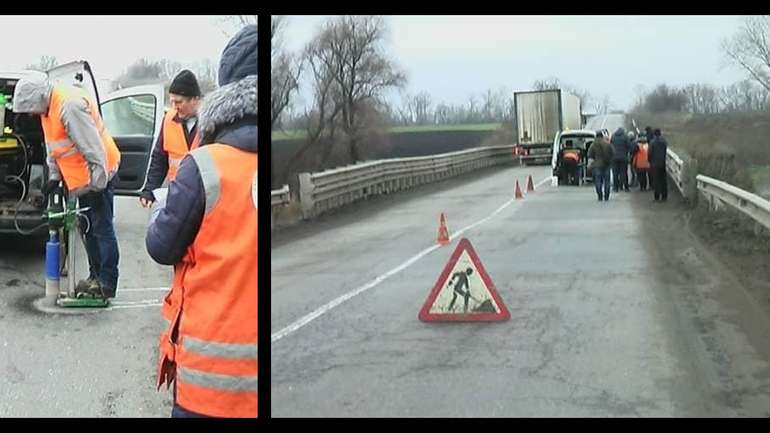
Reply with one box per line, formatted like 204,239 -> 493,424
0,60 -> 164,235
551,129 -> 596,186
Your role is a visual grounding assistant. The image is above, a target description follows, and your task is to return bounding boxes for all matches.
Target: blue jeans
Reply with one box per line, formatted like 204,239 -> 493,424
172,404 -> 210,418
79,178 -> 119,291
593,166 -> 611,199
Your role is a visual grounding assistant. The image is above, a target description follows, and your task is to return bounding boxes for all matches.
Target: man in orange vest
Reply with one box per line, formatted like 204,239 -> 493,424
13,70 -> 121,298
139,70 -> 202,208
557,140 -> 582,186
632,134 -> 651,191
146,25 -> 256,418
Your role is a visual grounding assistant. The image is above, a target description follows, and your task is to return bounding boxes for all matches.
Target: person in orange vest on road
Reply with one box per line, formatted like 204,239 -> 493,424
139,70 -> 202,208
146,25 -> 257,418
13,70 -> 121,298
632,133 -> 651,191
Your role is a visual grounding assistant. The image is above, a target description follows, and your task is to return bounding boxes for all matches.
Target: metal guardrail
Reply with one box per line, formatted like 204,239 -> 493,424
271,184 -> 290,207
666,146 -> 769,231
696,174 -> 770,231
298,145 -> 516,219
666,147 -> 700,204
128,97 -> 155,123
666,148 -> 685,196
271,184 -> 290,232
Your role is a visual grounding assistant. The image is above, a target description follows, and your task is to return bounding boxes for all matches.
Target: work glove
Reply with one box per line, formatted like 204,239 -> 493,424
139,190 -> 156,208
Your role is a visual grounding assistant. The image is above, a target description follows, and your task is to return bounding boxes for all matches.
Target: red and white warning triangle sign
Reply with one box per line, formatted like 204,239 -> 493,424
419,238 -> 510,322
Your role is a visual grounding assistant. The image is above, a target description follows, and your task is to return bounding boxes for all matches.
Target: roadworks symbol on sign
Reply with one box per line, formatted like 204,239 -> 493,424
419,238 -> 510,322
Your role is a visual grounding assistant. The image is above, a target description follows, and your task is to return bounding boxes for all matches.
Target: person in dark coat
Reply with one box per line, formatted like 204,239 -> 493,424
645,126 -> 654,192
610,127 -> 631,192
588,130 -> 615,201
139,70 -> 202,207
647,128 -> 668,202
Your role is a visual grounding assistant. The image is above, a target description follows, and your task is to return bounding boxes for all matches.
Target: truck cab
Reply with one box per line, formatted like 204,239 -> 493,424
0,60 -> 164,235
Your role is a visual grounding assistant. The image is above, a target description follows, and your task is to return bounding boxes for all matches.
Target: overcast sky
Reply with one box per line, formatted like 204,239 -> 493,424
0,15 -> 238,83
280,15 -> 750,113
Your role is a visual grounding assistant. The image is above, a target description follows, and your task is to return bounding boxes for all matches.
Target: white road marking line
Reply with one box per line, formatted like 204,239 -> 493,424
108,303 -> 162,310
111,299 -> 162,306
271,175 -> 552,343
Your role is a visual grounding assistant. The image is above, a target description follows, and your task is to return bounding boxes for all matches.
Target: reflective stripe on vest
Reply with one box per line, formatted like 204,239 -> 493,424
179,367 -> 257,393
183,336 -> 257,360
191,149 -> 221,215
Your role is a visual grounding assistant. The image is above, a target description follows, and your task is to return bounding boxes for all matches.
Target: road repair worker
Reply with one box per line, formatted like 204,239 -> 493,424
139,70 -> 202,208
558,140 -> 582,186
632,134 -> 651,191
146,24 -> 257,418
13,71 -> 121,299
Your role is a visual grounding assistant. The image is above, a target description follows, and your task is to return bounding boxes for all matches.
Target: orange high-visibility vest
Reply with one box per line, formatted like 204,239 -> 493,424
162,110 -> 200,181
563,149 -> 580,163
635,143 -> 650,170
157,144 -> 257,418
40,85 -> 121,195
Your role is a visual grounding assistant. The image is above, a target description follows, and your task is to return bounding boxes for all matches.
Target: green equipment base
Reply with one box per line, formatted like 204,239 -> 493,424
57,297 -> 110,308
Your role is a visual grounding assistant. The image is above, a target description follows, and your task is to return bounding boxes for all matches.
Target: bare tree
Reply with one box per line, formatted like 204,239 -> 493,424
593,94 -> 613,114
306,16 -> 406,162
412,92 -> 432,125
722,16 -> 770,92
532,76 -> 591,109
720,79 -> 770,112
25,55 -> 58,72
434,102 -> 450,124
218,15 -> 258,38
182,59 -> 218,96
532,77 -> 562,91
683,83 -> 721,114
271,15 -> 287,58
271,16 -> 303,130
272,53 -> 303,129
115,58 -> 164,89
466,95 -> 479,123
643,84 -> 686,112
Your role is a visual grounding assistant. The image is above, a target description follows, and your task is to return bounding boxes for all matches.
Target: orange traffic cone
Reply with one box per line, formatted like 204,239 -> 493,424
437,213 -> 450,246
515,180 -> 524,200
527,175 -> 534,192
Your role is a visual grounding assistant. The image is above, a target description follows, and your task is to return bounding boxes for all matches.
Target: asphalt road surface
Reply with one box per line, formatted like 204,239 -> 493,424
271,115 -> 770,417
0,195 -> 174,417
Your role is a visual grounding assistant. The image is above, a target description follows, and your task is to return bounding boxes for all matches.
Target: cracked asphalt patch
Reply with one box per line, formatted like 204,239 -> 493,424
0,197 -> 174,417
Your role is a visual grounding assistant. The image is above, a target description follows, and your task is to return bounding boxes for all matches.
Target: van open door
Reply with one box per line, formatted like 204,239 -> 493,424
47,60 -> 103,115
48,61 -> 164,195
100,84 -> 165,195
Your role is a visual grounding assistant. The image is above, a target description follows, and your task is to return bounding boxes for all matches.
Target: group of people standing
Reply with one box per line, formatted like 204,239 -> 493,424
587,125 -> 669,202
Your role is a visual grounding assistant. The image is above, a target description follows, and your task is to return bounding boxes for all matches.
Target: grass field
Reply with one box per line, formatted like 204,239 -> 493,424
271,123 -> 503,140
